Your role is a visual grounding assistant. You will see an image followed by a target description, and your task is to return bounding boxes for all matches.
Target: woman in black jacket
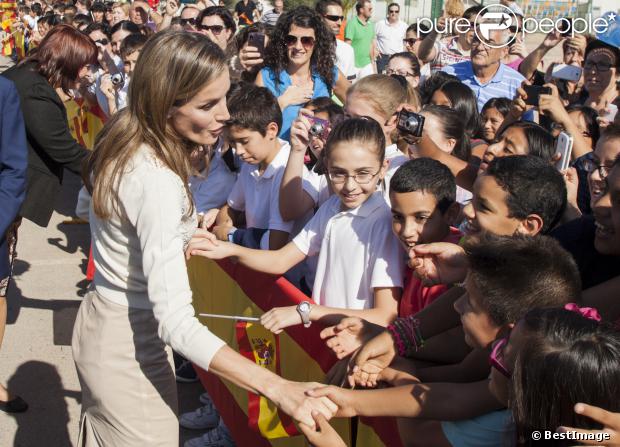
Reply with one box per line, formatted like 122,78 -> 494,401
2,24 -> 98,227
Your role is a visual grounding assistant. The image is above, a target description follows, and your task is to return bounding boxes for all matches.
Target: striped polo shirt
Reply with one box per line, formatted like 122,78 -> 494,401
442,61 -> 525,111
259,8 -> 281,26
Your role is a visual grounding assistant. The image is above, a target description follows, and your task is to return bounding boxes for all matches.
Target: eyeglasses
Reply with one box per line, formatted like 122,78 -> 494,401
323,14 -> 344,22
181,17 -> 197,26
584,61 -> 613,72
198,24 -> 225,34
583,157 -> 614,179
488,337 -> 511,378
285,34 -> 315,48
386,68 -> 415,77
327,168 -> 381,184
388,9 -> 399,13
403,38 -> 416,46
94,38 -> 109,45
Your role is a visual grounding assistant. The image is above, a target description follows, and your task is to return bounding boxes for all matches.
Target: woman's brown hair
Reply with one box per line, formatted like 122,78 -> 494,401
84,31 -> 228,219
21,24 -> 97,94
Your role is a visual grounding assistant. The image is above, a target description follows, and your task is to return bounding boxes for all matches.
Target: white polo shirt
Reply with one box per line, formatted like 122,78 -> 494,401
336,39 -> 358,82
228,140 -> 303,236
374,19 -> 408,56
293,192 -> 404,310
382,143 -> 408,204
304,168 -> 331,208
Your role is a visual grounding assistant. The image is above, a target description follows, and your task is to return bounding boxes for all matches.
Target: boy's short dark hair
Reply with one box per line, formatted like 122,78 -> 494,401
464,234 -> 581,326
390,158 -> 456,213
485,155 -> 566,234
120,33 -> 147,60
84,22 -> 110,38
226,82 -> 282,136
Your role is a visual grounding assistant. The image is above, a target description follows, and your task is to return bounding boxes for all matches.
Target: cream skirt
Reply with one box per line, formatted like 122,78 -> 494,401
72,290 -> 179,446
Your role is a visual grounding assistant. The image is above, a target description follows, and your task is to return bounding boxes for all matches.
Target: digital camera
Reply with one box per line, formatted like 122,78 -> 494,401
396,110 -> 425,137
111,72 -> 124,86
305,115 -> 331,141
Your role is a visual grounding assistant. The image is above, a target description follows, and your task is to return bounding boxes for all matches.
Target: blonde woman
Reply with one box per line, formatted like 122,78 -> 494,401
73,31 -> 335,446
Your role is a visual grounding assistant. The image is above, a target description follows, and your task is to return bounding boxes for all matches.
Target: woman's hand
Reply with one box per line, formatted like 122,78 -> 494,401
558,403 -> 620,446
290,109 -> 313,153
278,84 -> 313,109
260,305 -> 302,334
100,74 -> 118,101
538,83 -> 569,122
299,411 -> 347,447
408,242 -> 468,286
320,316 -> 384,359
239,44 -> 264,71
509,40 -> 528,59
269,380 -> 338,429
510,81 -> 534,120
165,0 -> 178,16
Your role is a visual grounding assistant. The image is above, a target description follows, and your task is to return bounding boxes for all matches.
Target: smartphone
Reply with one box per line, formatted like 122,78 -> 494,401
524,85 -> 552,106
555,131 -> 573,171
551,63 -> 582,83
247,32 -> 265,56
558,18 -> 573,36
601,104 -> 618,122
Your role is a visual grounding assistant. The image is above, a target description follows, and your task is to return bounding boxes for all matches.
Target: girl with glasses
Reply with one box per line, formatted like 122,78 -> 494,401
188,118 -> 405,335
256,6 -> 350,141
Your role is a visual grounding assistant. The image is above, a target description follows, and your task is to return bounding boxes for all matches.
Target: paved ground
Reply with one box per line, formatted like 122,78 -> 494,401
0,172 -> 206,447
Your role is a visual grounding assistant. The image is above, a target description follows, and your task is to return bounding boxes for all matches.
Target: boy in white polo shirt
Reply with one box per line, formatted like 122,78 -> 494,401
213,83 -> 313,251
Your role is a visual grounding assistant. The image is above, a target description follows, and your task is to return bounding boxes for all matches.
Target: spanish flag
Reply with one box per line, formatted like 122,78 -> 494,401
188,258 -> 403,446
65,97 -> 107,150
235,322 -> 299,438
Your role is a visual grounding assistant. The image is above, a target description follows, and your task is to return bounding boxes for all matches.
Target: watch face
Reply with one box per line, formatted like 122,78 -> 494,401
299,302 -> 310,312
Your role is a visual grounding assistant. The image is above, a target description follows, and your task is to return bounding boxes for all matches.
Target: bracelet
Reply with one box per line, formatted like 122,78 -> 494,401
389,316 -> 425,357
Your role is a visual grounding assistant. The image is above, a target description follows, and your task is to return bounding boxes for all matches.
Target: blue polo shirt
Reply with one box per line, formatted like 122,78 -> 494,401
442,61 -> 525,111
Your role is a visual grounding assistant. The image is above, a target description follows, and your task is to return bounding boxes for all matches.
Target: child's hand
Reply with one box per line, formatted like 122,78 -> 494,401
100,74 -> 118,100
510,81 -> 534,120
299,411 -> 347,447
320,317 -> 383,359
558,403 -> 620,446
212,224 -> 233,241
186,238 -> 235,261
562,167 -> 579,210
290,109 -> 313,153
197,209 -> 219,230
348,330 -> 396,388
306,385 -> 358,418
260,305 -> 302,334
409,242 -> 468,286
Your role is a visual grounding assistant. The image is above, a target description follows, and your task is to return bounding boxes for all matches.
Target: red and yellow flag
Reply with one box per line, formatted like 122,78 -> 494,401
188,258 -> 403,446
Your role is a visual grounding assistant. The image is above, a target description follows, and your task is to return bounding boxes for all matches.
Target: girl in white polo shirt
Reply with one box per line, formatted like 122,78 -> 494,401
187,118 -> 404,331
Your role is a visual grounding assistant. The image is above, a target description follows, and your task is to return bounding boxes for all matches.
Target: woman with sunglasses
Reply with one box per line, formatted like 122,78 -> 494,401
582,39 -> 620,118
256,6 -> 350,141
196,6 -> 236,52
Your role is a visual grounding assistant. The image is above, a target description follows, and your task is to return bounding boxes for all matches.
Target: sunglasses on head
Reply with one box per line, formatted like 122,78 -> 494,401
285,34 -> 315,48
323,14 -> 344,22
94,38 -> 109,45
198,24 -> 225,34
181,17 -> 197,25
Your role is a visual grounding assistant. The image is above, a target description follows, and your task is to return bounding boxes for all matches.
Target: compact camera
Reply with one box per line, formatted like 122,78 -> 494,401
396,110 -> 425,137
111,72 -> 124,86
305,115 -> 331,141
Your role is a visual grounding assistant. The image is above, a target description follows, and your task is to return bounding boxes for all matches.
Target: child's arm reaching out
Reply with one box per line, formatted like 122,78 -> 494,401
260,287 -> 401,334
186,237 -> 306,276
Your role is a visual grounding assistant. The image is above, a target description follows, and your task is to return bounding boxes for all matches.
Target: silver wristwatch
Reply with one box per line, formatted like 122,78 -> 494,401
296,301 -> 312,328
